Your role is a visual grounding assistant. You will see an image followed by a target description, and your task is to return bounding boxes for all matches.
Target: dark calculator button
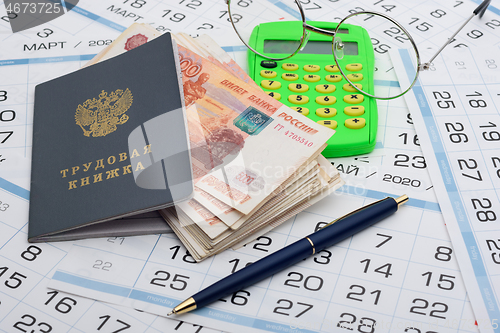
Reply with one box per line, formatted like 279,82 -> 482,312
261,61 -> 277,68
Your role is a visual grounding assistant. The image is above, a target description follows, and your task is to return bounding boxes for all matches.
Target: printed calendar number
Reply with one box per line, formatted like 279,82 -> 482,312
97,315 -> 131,332
0,90 -> 7,102
44,290 -> 77,314
107,237 -> 125,245
346,285 -> 381,305
13,314 -> 52,333
174,321 -> 204,333
457,158 -> 483,181
93,260 -> 112,271
228,258 -> 252,273
284,272 -> 324,291
434,246 -> 453,262
485,239 -> 500,264
179,0 -> 203,10
0,266 -> 26,289
123,0 -> 147,9
0,131 -> 13,144
0,110 -> 16,122
313,249 -> 332,265
0,200 -> 9,212
375,234 -> 392,248
408,17 -> 434,32
219,289 -> 250,306
421,272 -> 455,290
398,132 -> 420,146
445,122 -> 468,144
409,298 -> 448,319
170,245 -> 196,263
360,259 -> 393,278
393,154 -> 427,169
470,198 -> 497,223
162,9 -> 187,22
337,312 -> 376,333
219,10 -> 242,23
479,121 -> 500,142
150,270 -> 189,291
20,245 -> 42,261
272,299 -> 313,317
432,91 -> 456,109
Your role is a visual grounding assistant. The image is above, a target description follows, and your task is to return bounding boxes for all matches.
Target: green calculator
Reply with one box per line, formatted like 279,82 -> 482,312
247,21 -> 377,158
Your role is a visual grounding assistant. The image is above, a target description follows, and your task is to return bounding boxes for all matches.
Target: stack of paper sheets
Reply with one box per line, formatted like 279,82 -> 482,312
87,24 -> 344,261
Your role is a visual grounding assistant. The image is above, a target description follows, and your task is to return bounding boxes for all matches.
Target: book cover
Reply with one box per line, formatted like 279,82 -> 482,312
28,32 -> 193,242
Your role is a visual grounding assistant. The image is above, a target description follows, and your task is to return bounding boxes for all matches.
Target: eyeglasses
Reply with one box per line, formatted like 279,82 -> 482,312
226,0 -> 491,100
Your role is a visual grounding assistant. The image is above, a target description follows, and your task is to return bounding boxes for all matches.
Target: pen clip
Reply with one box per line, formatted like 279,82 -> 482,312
320,197 -> 390,230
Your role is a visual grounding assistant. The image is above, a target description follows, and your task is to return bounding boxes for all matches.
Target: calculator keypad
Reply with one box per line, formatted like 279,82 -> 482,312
343,83 -> 362,92
288,95 -> 309,104
260,70 -> 277,78
316,107 -> 337,118
261,80 -> 281,90
344,106 -> 365,117
289,83 -> 309,93
282,73 -> 299,81
304,64 -> 320,72
316,84 -> 336,93
317,120 -> 337,129
344,94 -> 364,104
258,61 -> 372,155
345,117 -> 365,129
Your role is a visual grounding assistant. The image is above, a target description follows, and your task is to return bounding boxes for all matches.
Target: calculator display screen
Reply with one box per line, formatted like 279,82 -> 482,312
263,40 -> 358,55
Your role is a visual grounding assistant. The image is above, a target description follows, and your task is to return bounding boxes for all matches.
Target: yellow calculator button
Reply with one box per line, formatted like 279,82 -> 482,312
304,74 -> 321,82
292,107 -> 309,116
289,83 -> 309,93
346,63 -> 363,71
315,84 -> 336,93
317,120 -> 337,129
316,107 -> 337,118
344,94 -> 364,104
260,70 -> 277,78
282,73 -> 299,81
344,106 -> 365,117
345,118 -> 366,129
261,80 -> 281,90
343,83 -> 363,92
325,74 -> 342,83
288,95 -> 309,105
268,91 -> 281,100
282,63 -> 299,71
316,96 -> 336,105
304,64 -> 320,72
325,64 -> 340,72
347,73 -> 363,82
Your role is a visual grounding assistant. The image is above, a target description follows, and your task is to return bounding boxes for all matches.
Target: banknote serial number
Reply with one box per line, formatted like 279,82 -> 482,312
6,2 -> 62,14
282,130 -> 314,147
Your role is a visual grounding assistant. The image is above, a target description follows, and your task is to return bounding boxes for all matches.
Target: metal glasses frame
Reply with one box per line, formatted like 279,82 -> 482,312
225,0 -> 491,100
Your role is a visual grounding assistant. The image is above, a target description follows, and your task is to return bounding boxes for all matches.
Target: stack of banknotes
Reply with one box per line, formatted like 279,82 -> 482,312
87,24 -> 344,261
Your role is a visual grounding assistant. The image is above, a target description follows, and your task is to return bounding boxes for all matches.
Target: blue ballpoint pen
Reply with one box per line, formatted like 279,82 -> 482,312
167,194 -> 409,316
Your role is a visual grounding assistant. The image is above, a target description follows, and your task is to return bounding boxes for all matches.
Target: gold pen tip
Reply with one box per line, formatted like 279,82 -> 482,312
167,311 -> 173,316
395,194 -> 409,207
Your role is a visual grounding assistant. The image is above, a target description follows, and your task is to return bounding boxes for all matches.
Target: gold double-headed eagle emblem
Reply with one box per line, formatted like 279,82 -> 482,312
75,88 -> 133,137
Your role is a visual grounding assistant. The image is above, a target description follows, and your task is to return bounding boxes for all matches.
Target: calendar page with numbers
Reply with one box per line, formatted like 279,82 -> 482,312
393,46 -> 500,332
45,46 -> 483,331
2,0 -> 500,332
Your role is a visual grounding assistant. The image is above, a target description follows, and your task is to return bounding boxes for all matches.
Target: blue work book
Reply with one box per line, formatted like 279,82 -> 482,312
28,32 -> 193,242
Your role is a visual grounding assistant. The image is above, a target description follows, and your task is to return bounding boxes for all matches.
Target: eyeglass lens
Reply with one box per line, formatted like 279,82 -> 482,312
334,13 -> 419,100
228,0 -> 307,60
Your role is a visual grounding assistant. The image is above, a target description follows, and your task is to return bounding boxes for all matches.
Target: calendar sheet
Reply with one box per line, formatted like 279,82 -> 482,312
46,46 -> 481,331
393,46 -> 500,332
2,0 -> 500,332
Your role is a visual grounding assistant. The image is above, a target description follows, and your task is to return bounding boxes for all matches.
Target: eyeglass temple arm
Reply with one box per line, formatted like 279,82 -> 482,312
421,0 -> 491,70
